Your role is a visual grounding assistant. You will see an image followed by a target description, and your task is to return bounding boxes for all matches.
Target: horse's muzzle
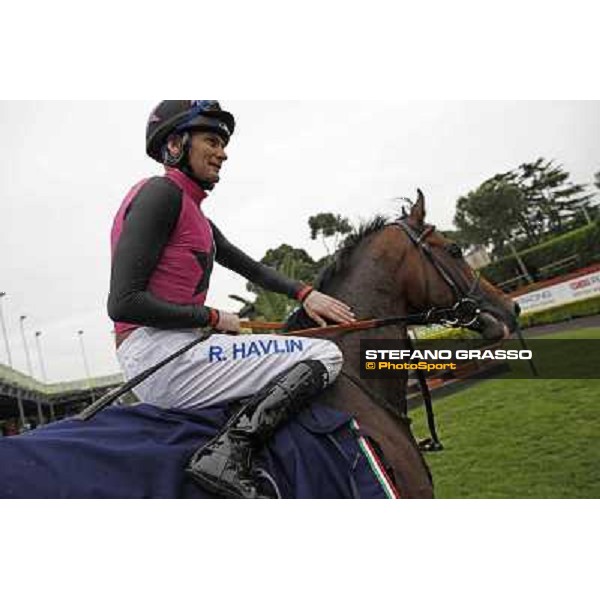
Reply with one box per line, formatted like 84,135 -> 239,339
474,312 -> 506,340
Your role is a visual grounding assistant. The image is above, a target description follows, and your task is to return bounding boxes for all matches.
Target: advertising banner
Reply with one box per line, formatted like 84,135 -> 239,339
514,267 -> 600,314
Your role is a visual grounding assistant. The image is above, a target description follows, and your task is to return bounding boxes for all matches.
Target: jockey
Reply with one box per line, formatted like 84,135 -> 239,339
108,100 -> 354,498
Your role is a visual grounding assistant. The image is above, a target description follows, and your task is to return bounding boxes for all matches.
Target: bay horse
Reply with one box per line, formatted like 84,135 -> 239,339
285,191 -> 519,498
0,192 -> 518,499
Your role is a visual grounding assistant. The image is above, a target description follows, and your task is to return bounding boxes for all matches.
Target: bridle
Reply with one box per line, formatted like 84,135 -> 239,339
392,218 -> 485,451
338,218 -> 491,453
393,219 -> 485,330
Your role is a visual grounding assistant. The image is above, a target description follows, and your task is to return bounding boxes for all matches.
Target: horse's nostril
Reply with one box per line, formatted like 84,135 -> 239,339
514,302 -> 521,317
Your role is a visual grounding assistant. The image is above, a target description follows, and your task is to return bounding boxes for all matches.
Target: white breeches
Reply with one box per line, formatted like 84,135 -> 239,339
116,327 -> 343,412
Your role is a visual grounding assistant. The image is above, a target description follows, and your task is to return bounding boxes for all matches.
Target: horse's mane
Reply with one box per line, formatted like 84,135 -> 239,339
285,215 -> 390,331
314,215 -> 389,291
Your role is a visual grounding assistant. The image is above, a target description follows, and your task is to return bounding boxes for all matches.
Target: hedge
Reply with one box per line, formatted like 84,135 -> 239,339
416,326 -> 479,341
481,222 -> 600,285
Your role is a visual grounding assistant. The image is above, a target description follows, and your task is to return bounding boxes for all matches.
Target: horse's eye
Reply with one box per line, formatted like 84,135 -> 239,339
448,244 -> 463,259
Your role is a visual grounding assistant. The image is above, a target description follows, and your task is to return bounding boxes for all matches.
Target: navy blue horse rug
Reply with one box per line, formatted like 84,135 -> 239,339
0,403 -> 399,499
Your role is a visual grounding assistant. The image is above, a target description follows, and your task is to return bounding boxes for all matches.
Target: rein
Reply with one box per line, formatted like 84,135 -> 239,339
241,302 -> 482,337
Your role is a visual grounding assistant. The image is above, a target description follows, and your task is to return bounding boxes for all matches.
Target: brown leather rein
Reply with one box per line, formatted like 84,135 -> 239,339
240,300 -> 480,337
239,316 -> 417,337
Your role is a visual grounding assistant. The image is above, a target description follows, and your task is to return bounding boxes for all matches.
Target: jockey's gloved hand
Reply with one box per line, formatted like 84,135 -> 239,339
302,291 -> 356,327
214,310 -> 241,333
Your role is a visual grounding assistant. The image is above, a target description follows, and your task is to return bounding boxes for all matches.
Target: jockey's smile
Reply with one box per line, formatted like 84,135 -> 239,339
168,130 -> 228,185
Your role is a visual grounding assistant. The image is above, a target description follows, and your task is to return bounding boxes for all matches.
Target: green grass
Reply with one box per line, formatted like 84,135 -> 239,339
410,327 -> 600,498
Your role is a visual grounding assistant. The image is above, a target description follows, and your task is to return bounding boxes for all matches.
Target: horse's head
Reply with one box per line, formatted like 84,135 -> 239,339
287,190 -> 519,339
377,190 -> 519,340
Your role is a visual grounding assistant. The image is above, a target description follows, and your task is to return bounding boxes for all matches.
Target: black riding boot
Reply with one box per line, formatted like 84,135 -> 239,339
186,360 -> 329,499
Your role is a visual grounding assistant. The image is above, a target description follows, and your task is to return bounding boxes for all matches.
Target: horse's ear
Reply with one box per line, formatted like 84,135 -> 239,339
408,188 -> 426,227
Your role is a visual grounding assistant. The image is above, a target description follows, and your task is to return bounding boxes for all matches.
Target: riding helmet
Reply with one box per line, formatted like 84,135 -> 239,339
145,100 -> 235,163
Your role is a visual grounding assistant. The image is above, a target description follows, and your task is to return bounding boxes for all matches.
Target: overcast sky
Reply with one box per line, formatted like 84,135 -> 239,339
1,100 -> 599,382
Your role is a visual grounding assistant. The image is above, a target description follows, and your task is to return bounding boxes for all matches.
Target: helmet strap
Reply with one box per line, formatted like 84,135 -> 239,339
162,132 -> 190,167
162,131 -> 216,191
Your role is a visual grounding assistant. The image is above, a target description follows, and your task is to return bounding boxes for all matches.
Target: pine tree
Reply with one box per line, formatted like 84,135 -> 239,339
500,158 -> 594,239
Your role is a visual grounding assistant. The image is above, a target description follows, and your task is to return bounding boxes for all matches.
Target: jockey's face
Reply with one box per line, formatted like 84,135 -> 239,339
187,130 -> 228,185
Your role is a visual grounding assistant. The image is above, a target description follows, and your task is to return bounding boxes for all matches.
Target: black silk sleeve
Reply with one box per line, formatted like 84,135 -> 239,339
107,177 -> 213,328
210,222 -> 304,299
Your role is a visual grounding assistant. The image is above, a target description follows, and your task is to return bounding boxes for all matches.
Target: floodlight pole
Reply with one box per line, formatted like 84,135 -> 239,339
34,331 -> 48,382
0,292 -> 13,367
19,315 -> 33,376
78,330 -> 96,401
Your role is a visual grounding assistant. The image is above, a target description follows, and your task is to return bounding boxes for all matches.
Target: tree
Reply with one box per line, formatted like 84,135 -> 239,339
500,158 -> 594,239
244,244 -> 318,297
308,213 -> 352,254
454,158 -> 595,257
232,213 -> 354,322
231,244 -> 321,322
440,229 -> 476,248
454,179 -> 527,257
232,259 -> 304,322
260,245 -> 317,283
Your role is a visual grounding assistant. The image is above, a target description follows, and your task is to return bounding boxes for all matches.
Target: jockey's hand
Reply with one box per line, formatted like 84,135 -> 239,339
215,310 -> 241,334
302,290 -> 356,327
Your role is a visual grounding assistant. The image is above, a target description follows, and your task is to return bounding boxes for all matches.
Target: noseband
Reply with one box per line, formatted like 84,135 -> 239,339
394,219 -> 484,329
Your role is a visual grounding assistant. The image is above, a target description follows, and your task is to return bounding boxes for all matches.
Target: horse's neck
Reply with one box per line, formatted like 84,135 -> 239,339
322,264 -> 408,321
321,276 -> 410,418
